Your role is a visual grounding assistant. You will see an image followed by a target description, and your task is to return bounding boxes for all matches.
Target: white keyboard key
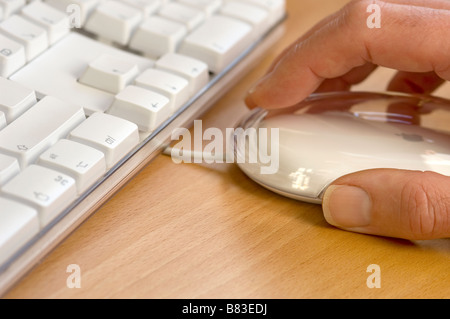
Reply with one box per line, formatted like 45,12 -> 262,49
0,32 -> 25,76
234,0 -> 285,25
0,197 -> 39,265
0,0 -> 25,20
135,68 -> 190,113
155,52 -> 209,95
177,0 -> 222,17
0,96 -> 85,168
21,1 -> 70,45
84,0 -> 142,45
11,33 -> 154,115
178,15 -> 252,73
68,112 -> 139,169
221,1 -> 269,38
119,0 -> 162,16
108,85 -> 171,132
0,110 -> 5,129
38,139 -> 106,194
129,16 -> 186,59
1,165 -> 77,227
79,54 -> 139,94
158,2 -> 205,31
0,77 -> 36,123
0,153 -> 20,186
45,0 -> 100,26
0,14 -> 48,60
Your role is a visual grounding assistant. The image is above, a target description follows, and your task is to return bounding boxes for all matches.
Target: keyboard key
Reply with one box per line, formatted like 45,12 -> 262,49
158,2 -> 205,31
0,0 -> 25,20
0,111 -> 5,129
155,52 -> 209,95
119,0 -> 162,16
0,77 -> 36,123
235,0 -> 285,25
10,33 -> 154,115
177,0 -> 222,17
0,153 -> 20,186
108,85 -> 171,132
1,165 -> 77,227
68,112 -> 139,169
79,54 -> 140,94
129,16 -> 187,59
0,96 -> 85,168
135,68 -> 190,113
220,1 -> 269,38
84,0 -> 142,45
0,32 -> 25,77
38,139 -> 106,194
0,197 -> 39,265
178,15 -> 252,73
45,0 -> 101,26
21,1 -> 70,45
0,14 -> 48,60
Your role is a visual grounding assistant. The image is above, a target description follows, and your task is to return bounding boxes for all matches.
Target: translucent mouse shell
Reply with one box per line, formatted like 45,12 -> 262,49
234,92 -> 450,204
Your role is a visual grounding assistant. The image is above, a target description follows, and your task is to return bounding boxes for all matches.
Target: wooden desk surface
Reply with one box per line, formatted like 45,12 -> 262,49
6,0 -> 450,299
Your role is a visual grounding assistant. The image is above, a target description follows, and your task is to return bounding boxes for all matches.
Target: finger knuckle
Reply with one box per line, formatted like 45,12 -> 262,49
340,0 -> 380,43
400,172 -> 450,239
344,0 -> 376,23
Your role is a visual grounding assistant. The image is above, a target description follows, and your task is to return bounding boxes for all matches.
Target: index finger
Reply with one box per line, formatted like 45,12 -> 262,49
246,0 -> 450,109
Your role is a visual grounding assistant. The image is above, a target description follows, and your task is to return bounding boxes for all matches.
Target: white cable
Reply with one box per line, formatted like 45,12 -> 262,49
163,146 -> 230,163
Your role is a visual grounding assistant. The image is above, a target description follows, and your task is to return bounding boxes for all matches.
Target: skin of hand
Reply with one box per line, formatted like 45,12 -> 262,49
245,0 -> 450,240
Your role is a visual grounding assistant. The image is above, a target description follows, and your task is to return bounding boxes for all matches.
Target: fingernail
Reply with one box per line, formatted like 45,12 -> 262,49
245,81 -> 262,109
245,72 -> 273,109
322,185 -> 372,228
244,94 -> 258,109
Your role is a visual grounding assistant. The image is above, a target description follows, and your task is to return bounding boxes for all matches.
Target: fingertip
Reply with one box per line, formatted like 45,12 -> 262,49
244,72 -> 271,109
322,185 -> 372,229
322,169 -> 450,240
244,93 -> 259,109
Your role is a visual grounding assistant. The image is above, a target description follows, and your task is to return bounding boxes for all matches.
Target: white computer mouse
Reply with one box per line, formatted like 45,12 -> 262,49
234,92 -> 450,204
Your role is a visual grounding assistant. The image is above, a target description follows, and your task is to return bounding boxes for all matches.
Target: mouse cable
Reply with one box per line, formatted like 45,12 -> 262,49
162,146 -> 231,163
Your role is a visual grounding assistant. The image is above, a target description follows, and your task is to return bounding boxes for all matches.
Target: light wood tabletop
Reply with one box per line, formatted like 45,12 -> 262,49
6,0 -> 450,299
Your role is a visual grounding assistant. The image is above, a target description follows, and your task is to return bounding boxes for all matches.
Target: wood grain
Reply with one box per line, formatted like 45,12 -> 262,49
5,0 -> 450,299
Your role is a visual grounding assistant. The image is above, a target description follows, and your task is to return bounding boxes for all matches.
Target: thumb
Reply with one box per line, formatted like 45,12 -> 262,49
322,169 -> 450,240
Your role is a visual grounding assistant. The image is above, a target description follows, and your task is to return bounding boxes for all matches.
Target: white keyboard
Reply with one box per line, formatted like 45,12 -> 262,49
0,0 -> 285,294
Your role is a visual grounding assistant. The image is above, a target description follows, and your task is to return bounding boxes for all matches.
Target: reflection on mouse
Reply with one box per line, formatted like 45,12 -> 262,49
234,92 -> 450,204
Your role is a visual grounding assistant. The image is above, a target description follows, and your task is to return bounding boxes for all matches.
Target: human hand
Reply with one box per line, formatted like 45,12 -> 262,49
245,0 -> 450,239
